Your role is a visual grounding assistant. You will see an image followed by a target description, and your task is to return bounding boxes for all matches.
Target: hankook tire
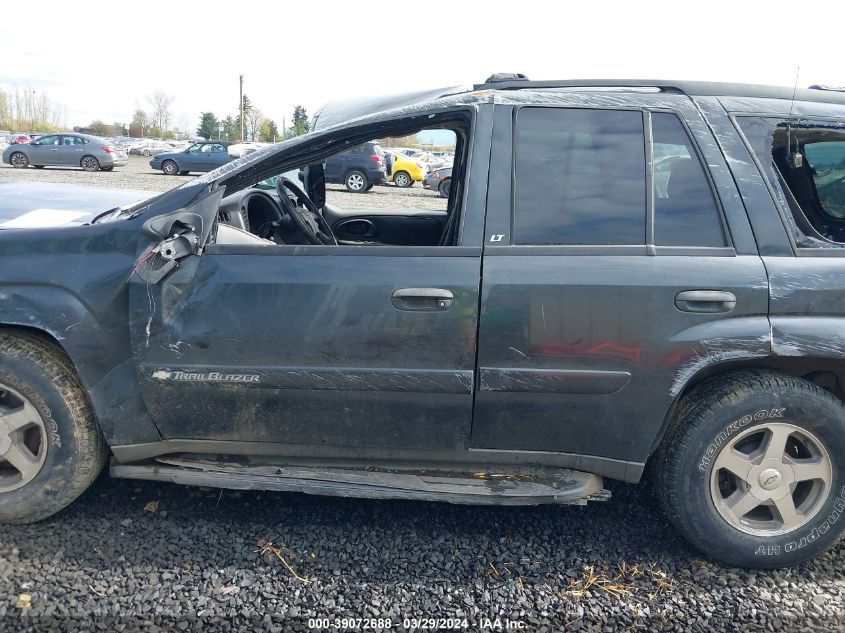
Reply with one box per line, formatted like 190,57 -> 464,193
657,371 -> 845,568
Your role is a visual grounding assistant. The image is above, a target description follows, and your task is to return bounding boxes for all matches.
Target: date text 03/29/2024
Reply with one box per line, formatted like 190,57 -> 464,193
306,617 -> 527,630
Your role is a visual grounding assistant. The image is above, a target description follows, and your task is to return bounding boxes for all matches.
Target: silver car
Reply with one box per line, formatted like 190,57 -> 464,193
2,133 -> 128,172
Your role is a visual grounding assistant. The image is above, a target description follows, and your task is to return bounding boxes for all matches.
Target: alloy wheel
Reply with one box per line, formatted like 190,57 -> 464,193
347,173 -> 365,191
710,422 -> 832,536
0,384 -> 48,493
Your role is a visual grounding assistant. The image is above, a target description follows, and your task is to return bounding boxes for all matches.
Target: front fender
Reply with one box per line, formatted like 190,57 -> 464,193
0,283 -> 160,444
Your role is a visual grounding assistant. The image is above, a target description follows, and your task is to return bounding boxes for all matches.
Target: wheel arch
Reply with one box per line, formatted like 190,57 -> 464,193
647,356 -> 845,466
0,285 -> 160,445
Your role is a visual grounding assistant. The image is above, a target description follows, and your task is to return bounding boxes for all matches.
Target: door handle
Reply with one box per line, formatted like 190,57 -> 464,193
391,288 -> 454,311
675,290 -> 736,313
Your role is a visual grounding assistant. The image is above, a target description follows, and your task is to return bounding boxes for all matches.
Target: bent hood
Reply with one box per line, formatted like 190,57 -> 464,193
0,181 -> 154,229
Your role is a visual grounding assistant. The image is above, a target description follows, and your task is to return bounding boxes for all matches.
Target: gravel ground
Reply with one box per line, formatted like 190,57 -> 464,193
1,154 -> 843,632
0,156 -> 447,211
0,476 -> 842,632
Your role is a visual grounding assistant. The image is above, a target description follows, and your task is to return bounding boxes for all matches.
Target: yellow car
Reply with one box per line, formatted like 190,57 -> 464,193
386,151 -> 426,187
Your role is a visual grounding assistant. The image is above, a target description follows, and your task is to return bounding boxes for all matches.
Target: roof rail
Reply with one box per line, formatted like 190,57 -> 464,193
471,77 -> 845,105
473,77 -> 688,92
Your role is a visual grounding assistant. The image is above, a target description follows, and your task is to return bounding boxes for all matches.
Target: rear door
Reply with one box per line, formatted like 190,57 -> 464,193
471,99 -> 769,473
59,135 -> 86,166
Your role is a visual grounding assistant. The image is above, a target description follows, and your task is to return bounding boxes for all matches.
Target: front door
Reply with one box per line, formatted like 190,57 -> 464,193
130,246 -> 481,452
471,102 -> 770,470
26,135 -> 61,165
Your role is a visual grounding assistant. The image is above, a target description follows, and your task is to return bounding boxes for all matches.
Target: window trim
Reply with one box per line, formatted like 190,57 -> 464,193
504,104 -> 734,256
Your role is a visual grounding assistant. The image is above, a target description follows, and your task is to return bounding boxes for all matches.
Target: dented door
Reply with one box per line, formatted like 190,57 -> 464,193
129,245 -> 481,452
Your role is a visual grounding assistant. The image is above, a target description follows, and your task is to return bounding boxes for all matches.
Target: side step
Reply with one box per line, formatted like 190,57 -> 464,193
111,457 -> 610,506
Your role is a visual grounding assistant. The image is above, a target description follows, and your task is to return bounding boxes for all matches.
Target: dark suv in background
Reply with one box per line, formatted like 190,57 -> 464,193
323,141 -> 387,192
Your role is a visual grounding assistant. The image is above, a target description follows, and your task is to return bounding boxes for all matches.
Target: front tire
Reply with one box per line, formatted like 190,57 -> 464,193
9,152 -> 28,168
0,332 -> 106,524
162,160 -> 179,176
344,169 -> 368,193
657,371 -> 845,568
438,178 -> 451,198
81,156 -> 100,172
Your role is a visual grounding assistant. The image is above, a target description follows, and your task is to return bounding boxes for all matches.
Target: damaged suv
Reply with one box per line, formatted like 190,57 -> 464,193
1,76 -> 845,569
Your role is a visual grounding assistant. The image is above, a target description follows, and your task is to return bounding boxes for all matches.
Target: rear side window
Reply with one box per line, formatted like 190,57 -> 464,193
652,113 -> 725,247
513,108 -> 646,245
803,141 -> 845,219
756,119 -> 845,246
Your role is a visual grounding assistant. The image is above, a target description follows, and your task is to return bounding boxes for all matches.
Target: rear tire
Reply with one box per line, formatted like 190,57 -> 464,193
80,156 -> 100,172
656,371 -> 845,568
394,170 -> 412,188
344,169 -> 368,193
0,332 -> 106,524
162,160 -> 179,175
9,152 -> 28,168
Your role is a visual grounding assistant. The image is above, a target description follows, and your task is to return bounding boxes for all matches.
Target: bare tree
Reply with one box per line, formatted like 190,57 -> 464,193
245,108 -> 263,142
147,90 -> 175,134
0,86 -> 66,131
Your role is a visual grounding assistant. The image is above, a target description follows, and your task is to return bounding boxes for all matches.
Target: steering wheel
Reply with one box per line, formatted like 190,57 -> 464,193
275,177 -> 337,245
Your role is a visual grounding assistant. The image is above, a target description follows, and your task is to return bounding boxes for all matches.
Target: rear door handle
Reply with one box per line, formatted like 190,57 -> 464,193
391,288 -> 454,311
675,290 -> 736,313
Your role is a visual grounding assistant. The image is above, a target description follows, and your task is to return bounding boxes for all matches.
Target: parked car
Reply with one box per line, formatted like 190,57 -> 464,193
150,141 -> 234,175
131,140 -> 178,157
323,141 -> 387,192
228,141 -> 267,158
384,150 -> 426,187
9,134 -> 34,145
2,133 -> 128,171
423,166 -> 452,197
2,76 -> 845,570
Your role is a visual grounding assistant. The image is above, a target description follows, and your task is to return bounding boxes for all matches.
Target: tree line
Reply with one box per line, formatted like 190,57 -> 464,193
196,97 -> 310,143
0,86 -> 67,132
1,83 -> 310,145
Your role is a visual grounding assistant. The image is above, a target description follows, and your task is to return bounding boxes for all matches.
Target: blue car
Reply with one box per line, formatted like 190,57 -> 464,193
150,141 -> 233,175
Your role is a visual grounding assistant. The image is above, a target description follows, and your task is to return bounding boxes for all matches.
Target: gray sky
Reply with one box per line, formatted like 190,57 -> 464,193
3,0 -> 842,132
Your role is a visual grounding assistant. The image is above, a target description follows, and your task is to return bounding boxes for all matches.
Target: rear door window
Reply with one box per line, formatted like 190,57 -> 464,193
513,107 -> 646,245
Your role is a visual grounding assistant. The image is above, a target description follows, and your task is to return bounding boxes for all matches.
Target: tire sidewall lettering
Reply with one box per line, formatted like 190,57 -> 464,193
698,407 -> 785,473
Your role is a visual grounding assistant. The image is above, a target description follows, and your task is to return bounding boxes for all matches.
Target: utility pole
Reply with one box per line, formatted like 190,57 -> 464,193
239,74 -> 244,141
